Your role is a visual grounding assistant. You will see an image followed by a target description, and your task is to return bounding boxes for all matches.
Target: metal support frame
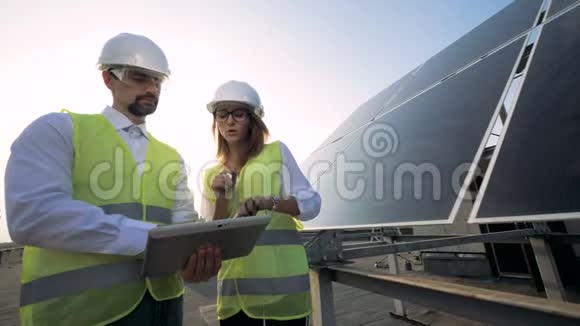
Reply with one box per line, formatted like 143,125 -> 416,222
309,268 -> 336,326
305,229 -> 539,264
383,235 -> 407,318
392,234 -> 529,244
342,229 -> 539,260
306,230 -> 344,266
529,235 -> 567,301
304,228 -> 580,325
329,265 -> 580,326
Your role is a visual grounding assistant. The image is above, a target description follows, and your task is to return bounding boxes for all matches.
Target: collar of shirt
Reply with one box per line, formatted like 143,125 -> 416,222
102,106 -> 149,139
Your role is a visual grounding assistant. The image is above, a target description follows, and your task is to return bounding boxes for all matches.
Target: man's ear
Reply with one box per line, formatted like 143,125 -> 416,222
102,71 -> 114,90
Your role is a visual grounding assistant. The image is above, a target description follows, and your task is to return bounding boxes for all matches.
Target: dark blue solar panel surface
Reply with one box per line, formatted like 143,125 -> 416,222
315,0 -> 542,152
303,38 -> 525,229
547,0 -> 579,18
476,6 -> 580,220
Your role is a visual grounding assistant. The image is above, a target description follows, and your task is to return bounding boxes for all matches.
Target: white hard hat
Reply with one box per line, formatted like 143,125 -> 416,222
207,80 -> 264,118
97,33 -> 170,77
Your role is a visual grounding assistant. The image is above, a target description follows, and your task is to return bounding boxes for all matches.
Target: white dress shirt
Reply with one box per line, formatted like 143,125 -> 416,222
200,141 -> 321,221
5,106 -> 197,256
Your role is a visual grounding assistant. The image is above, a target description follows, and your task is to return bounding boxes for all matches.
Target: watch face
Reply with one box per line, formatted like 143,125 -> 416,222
271,196 -> 280,209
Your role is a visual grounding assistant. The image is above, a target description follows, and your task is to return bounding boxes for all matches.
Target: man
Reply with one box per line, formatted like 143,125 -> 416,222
5,33 -> 221,325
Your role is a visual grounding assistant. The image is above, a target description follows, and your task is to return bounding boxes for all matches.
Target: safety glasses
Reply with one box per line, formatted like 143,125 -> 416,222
109,67 -> 168,91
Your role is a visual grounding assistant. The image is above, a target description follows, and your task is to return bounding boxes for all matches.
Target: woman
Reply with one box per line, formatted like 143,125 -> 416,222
201,80 -> 321,325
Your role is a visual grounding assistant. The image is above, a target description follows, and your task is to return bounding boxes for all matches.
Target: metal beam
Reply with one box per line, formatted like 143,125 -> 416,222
343,242 -> 386,250
340,232 -> 384,241
343,229 -> 539,259
329,265 -> 580,326
0,245 -> 24,252
303,231 -> 545,245
309,268 -> 335,326
342,235 -> 530,249
529,236 -> 567,301
391,234 -> 529,244
340,235 -> 530,250
384,236 -> 407,317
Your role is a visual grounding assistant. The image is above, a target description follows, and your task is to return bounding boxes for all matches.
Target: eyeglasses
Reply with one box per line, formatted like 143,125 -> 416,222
214,109 -> 249,122
109,67 -> 168,90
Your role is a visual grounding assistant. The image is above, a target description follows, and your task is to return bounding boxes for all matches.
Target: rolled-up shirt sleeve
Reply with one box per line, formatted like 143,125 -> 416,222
279,141 -> 321,221
200,194 -> 215,221
5,113 -> 156,256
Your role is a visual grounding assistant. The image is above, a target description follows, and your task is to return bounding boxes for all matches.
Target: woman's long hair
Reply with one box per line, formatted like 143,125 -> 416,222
212,112 -> 270,165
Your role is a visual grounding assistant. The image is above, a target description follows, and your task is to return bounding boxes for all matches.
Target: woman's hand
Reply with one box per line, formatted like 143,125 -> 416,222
237,197 -> 273,217
211,172 -> 233,195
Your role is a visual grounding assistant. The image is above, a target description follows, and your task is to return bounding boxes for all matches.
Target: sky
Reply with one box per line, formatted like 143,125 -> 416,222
0,0 -> 512,243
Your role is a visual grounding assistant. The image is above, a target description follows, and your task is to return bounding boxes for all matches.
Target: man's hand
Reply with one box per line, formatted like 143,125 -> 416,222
180,244 -> 222,283
237,197 -> 273,217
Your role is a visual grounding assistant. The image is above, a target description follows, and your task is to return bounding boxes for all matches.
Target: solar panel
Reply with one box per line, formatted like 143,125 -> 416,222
374,0 -> 542,118
471,6 -> 580,223
315,0 -> 543,151
547,0 -> 579,18
315,72 -> 414,151
301,128 -> 365,187
302,37 -> 525,229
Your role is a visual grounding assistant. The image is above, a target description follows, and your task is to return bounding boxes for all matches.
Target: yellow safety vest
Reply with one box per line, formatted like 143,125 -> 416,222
19,111 -> 184,326
203,141 -> 311,321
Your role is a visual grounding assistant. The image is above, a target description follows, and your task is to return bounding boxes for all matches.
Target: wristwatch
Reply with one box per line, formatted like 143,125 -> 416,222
270,196 -> 281,211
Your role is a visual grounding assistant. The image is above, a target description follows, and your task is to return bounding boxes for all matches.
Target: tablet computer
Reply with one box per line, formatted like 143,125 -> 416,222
142,215 -> 272,277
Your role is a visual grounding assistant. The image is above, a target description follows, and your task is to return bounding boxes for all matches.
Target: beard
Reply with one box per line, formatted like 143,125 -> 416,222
128,94 -> 159,117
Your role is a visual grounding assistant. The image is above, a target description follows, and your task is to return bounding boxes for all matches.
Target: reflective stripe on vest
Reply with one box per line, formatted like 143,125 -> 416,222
101,203 -> 172,225
255,229 -> 303,246
219,274 -> 310,296
20,260 -> 144,307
